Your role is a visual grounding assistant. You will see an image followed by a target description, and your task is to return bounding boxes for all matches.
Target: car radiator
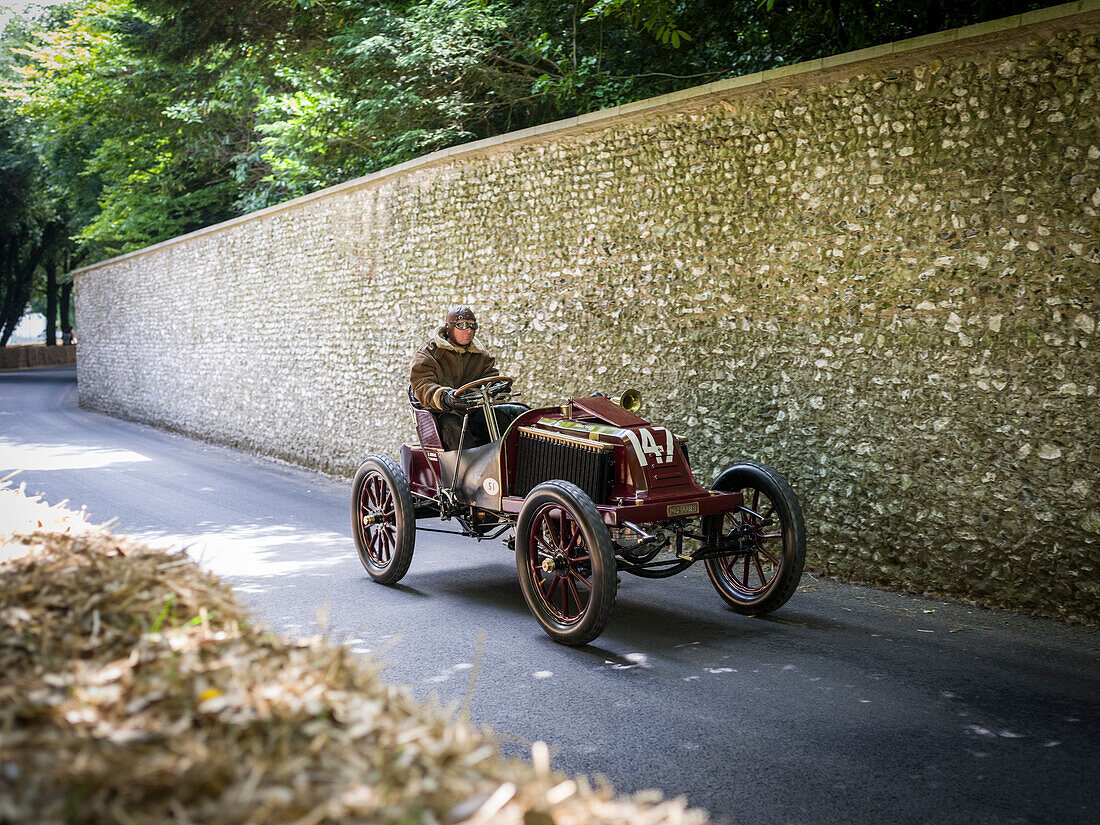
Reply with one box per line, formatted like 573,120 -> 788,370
513,427 -> 614,503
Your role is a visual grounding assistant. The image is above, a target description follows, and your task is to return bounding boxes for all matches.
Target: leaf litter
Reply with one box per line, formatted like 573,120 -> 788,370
0,481 -> 707,824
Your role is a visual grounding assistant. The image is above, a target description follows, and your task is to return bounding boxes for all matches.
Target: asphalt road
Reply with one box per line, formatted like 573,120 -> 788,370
2,366 -> 1098,825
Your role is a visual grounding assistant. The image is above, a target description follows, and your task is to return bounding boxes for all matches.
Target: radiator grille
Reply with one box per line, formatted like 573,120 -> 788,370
513,428 -> 613,503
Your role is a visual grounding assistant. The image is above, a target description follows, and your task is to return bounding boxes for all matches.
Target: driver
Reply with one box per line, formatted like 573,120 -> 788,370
410,306 -> 526,450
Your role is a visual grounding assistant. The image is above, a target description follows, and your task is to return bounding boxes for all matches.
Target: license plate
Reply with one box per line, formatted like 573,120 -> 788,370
667,502 -> 700,517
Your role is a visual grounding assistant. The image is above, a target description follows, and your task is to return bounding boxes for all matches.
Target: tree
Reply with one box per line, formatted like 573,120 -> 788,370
755,0 -> 1045,56
0,113 -> 58,347
1,10 -> 83,345
27,228 -> 72,345
1,0 -> 1054,270
3,0 -> 273,255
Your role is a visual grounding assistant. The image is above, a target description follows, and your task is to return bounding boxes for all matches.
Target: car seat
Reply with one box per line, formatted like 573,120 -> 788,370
408,386 -> 445,449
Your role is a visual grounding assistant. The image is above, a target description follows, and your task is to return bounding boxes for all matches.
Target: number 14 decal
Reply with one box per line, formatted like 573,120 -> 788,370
624,427 -> 675,466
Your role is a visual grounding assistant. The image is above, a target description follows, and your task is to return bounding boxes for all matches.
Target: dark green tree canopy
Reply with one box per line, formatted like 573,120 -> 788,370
2,0 -> 1049,267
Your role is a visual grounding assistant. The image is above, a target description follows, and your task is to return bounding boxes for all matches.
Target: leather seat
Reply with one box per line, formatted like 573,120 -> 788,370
408,386 -> 444,449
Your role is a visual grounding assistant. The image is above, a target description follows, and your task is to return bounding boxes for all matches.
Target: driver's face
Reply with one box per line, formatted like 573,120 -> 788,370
450,321 -> 476,346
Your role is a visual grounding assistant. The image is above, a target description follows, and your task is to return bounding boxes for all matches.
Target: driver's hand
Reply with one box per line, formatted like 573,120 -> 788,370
441,389 -> 476,413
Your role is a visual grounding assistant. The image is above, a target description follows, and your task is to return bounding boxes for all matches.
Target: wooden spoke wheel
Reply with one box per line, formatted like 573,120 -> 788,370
352,455 -> 415,584
516,481 -> 616,646
703,461 -> 806,615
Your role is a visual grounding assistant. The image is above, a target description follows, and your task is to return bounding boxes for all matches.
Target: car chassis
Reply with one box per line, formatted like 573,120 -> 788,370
353,377 -> 806,645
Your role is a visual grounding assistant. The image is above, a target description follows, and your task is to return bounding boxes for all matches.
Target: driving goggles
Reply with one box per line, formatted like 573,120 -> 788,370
450,320 -> 478,330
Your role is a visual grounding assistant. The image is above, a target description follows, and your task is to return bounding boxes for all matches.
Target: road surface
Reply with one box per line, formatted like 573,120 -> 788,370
2,366 -> 1097,825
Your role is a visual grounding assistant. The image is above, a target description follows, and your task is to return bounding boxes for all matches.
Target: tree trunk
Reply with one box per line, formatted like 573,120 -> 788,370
0,272 -> 36,348
0,234 -> 49,348
46,261 -> 57,346
60,280 -> 73,345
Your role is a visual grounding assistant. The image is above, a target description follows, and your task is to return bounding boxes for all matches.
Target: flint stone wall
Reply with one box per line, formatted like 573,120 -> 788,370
76,5 -> 1100,621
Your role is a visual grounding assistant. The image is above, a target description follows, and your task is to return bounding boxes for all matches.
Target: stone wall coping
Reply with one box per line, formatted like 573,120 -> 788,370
73,0 -> 1099,277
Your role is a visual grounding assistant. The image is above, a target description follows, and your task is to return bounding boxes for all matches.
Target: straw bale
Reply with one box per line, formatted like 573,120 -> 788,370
0,344 -> 76,371
0,483 -> 708,825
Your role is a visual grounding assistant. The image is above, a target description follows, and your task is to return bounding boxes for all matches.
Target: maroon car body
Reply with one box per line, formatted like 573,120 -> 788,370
402,395 -> 745,525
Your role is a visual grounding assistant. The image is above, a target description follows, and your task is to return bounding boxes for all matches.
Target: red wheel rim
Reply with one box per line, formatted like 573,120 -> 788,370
358,472 -> 397,568
715,486 -> 784,595
526,504 -> 593,626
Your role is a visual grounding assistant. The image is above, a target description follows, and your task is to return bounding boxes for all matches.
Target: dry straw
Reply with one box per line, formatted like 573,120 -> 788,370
0,482 -> 707,824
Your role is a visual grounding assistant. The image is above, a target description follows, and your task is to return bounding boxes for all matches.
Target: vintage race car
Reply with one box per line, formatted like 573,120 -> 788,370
352,377 -> 806,645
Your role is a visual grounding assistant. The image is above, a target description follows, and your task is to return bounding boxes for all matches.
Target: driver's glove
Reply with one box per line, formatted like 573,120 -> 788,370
441,389 -> 475,413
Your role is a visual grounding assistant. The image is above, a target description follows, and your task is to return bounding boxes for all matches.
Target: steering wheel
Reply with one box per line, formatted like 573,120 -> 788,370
453,375 -> 515,406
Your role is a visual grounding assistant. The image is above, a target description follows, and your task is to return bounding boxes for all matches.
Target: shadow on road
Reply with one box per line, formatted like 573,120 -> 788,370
402,559 -> 857,651
0,370 -> 75,385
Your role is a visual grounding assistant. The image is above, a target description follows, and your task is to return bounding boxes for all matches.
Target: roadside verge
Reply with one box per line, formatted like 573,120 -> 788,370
0,344 -> 76,371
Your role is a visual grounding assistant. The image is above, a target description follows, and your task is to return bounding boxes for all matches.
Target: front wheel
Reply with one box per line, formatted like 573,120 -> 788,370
516,481 -> 617,646
703,461 -> 806,615
352,455 -> 415,584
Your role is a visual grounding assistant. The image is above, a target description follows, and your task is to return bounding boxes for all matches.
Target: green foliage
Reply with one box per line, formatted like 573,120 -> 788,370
3,0 -> 277,255
0,87 -> 71,346
585,0 -> 691,48
1,0 -> 1052,268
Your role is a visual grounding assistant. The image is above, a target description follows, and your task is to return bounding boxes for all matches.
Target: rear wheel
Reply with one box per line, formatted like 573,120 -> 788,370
516,481 -> 616,646
703,461 -> 805,615
352,455 -> 415,584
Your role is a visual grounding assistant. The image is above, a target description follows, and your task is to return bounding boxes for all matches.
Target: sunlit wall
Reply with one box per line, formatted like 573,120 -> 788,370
75,6 -> 1100,621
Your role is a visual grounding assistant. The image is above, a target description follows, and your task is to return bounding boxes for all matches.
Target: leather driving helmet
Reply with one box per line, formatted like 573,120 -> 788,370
444,305 -> 478,344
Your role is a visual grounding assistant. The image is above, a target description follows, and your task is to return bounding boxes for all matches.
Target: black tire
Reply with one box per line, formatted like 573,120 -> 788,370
516,481 -> 617,646
352,455 -> 415,584
703,461 -> 806,615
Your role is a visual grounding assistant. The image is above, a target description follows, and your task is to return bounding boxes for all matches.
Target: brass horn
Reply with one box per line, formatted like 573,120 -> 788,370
611,388 -> 642,413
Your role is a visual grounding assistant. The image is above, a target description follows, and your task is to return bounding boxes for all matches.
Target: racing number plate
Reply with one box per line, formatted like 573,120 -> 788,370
667,502 -> 700,517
